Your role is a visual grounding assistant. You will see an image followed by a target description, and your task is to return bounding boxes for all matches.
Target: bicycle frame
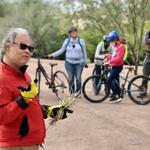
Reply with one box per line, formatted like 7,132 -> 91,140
35,58 -> 57,92
100,66 -> 134,97
35,58 -> 69,100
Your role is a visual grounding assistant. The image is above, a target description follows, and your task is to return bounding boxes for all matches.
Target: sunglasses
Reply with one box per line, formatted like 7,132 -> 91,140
12,41 -> 34,52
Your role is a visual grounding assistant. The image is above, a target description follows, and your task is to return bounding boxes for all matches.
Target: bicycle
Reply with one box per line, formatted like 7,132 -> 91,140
35,58 -> 69,99
82,65 -> 150,105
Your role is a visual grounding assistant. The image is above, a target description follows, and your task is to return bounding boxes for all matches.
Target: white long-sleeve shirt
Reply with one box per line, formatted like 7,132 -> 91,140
94,41 -> 113,65
52,37 -> 87,64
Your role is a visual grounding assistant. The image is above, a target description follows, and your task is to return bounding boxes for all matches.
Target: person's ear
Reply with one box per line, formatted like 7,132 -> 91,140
4,43 -> 11,52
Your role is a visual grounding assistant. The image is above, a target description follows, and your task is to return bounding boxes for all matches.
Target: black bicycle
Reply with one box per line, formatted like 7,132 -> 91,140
35,58 -> 69,99
82,65 -> 150,105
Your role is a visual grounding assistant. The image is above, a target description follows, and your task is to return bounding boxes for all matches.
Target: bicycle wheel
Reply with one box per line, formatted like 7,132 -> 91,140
54,71 -> 69,99
92,67 -> 96,76
128,75 -> 150,105
82,75 -> 109,103
35,69 -> 41,95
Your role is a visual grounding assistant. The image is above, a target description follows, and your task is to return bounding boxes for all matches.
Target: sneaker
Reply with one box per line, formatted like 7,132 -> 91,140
110,95 -> 122,103
109,93 -> 114,98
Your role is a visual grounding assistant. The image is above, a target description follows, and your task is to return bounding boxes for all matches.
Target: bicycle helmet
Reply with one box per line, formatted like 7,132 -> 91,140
103,35 -> 110,42
68,27 -> 77,33
108,31 -> 119,41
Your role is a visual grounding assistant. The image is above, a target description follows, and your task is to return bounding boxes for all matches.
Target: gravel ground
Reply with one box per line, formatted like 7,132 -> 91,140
28,58 -> 150,150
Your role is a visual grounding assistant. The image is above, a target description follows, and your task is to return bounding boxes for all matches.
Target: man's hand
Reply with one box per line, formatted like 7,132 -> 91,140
48,54 -> 53,59
17,79 -> 38,103
42,105 -> 73,119
104,54 -> 110,58
103,59 -> 110,65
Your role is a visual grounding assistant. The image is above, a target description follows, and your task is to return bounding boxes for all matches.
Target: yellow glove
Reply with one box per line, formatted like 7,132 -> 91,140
48,105 -> 64,118
18,79 -> 38,103
42,104 -> 73,119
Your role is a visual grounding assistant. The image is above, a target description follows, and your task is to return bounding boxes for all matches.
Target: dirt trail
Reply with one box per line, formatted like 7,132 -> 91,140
28,58 -> 150,150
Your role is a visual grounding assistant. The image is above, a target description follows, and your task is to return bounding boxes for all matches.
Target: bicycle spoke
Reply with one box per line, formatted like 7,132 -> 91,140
54,71 -> 69,99
82,75 -> 109,103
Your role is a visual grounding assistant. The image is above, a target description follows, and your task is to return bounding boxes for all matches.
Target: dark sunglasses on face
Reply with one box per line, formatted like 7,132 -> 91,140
12,41 -> 34,52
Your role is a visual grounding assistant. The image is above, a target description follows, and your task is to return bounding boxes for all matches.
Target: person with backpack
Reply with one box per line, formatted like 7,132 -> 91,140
106,31 -> 126,103
48,27 -> 88,97
94,34 -> 113,94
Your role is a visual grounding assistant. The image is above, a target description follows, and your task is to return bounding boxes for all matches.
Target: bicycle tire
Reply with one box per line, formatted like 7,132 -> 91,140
128,75 -> 150,105
54,71 -> 69,99
35,69 -> 41,95
82,75 -> 109,103
92,67 -> 96,76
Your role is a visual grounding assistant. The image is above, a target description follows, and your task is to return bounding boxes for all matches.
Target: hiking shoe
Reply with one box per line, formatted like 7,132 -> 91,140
110,96 -> 122,103
109,93 -> 114,98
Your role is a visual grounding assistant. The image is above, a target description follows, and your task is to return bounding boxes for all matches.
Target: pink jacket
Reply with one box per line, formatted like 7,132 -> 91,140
107,43 -> 125,67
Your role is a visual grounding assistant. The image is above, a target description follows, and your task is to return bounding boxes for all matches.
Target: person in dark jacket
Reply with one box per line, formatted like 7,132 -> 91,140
139,31 -> 150,97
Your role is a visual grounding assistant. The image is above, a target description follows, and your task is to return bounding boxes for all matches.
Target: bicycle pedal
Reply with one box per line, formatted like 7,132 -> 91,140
53,89 -> 58,93
45,82 -> 49,85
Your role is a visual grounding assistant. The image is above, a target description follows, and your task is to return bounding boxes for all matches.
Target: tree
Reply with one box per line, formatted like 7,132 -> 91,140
63,0 -> 149,74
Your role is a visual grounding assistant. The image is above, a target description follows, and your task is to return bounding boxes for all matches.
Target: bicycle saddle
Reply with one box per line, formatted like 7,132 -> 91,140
124,66 -> 134,70
49,63 -> 57,66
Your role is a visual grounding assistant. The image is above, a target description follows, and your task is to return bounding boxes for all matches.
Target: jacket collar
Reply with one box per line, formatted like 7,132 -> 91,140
1,59 -> 28,75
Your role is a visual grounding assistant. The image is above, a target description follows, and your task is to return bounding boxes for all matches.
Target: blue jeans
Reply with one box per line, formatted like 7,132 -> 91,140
65,61 -> 84,94
107,66 -> 123,95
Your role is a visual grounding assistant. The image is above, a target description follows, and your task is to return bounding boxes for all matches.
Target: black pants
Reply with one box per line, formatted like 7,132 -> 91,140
107,66 -> 123,95
141,54 -> 150,91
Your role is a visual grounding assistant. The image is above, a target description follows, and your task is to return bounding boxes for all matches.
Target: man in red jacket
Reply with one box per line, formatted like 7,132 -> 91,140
0,28 -> 70,150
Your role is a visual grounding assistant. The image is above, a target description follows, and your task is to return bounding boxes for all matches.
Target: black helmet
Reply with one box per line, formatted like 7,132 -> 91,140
68,27 -> 77,33
103,35 -> 110,42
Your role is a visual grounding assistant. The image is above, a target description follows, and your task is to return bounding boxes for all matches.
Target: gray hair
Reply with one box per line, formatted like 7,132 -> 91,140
1,28 -> 31,56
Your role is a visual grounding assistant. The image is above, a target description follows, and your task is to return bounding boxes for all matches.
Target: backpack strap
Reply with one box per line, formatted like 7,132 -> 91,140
65,36 -> 83,50
77,36 -> 83,51
65,36 -> 84,58
65,37 -> 71,49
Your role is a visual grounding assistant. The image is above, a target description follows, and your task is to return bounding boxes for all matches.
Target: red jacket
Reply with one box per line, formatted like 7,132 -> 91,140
0,62 -> 45,147
107,42 -> 125,66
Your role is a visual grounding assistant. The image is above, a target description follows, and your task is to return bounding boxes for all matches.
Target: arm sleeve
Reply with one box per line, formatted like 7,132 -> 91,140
95,43 -> 105,60
0,101 -> 24,125
144,31 -> 150,45
80,39 -> 88,63
52,39 -> 68,57
110,45 -> 125,64
0,84 -> 25,125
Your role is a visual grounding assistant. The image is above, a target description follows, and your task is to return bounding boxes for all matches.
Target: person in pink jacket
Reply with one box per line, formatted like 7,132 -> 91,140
106,31 -> 125,103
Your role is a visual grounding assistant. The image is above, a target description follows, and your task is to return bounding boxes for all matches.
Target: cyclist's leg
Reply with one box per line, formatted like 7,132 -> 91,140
107,66 -> 123,97
74,62 -> 84,94
65,61 -> 75,94
141,56 -> 150,95
95,64 -> 101,86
